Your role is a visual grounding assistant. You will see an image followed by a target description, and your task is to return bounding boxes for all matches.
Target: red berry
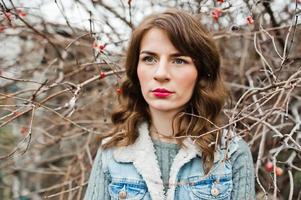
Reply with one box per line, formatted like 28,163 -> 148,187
17,9 -> 27,17
98,44 -> 105,51
99,72 -> 106,79
217,0 -> 224,3
92,41 -> 105,53
247,15 -> 254,25
116,88 -> 122,94
212,8 -> 222,21
265,161 -> 274,172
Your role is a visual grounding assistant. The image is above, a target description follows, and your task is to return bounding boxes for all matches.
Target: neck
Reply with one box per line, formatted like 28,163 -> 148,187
148,109 -> 182,143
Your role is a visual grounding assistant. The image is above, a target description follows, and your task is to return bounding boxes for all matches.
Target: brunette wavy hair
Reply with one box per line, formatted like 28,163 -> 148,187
100,9 -> 227,171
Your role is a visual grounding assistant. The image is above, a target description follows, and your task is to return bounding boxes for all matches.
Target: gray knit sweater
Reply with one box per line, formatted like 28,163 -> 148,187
84,138 -> 255,199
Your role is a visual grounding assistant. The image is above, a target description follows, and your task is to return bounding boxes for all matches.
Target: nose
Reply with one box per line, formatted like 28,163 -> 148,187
153,59 -> 170,82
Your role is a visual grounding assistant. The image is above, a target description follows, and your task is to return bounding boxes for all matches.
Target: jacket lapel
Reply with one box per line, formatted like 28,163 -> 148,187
166,139 -> 202,200
113,122 -> 166,200
112,122 -> 201,200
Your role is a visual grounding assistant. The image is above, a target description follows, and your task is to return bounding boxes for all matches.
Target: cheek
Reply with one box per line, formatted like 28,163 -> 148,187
137,66 -> 147,90
179,71 -> 197,91
137,66 -> 143,82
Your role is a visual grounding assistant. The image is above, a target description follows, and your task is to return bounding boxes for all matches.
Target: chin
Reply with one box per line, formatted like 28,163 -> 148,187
150,104 -> 182,113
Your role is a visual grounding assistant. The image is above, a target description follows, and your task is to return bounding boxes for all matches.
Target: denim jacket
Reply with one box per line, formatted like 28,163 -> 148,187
85,122 -> 251,200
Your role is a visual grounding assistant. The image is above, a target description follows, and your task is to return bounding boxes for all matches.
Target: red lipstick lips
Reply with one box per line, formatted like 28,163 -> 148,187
152,88 -> 173,98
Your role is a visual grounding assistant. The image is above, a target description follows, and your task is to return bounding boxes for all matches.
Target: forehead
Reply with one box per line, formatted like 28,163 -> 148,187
140,28 -> 180,54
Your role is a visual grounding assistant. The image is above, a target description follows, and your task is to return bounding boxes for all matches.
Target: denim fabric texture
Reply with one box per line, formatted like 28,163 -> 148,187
84,122 -> 255,200
108,178 -> 149,199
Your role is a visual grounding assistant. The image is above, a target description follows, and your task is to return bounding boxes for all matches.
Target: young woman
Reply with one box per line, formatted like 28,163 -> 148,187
84,9 -> 255,200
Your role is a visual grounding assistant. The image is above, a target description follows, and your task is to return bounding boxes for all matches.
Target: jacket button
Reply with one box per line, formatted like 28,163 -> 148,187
211,187 -> 219,196
118,190 -> 127,199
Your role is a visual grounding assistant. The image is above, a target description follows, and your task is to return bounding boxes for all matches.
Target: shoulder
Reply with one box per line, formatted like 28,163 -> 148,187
228,136 -> 253,163
220,129 -> 252,158
92,145 -> 114,171
99,137 -> 116,157
235,138 -> 252,153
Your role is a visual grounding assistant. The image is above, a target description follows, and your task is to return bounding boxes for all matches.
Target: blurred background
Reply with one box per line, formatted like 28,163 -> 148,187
0,0 -> 300,199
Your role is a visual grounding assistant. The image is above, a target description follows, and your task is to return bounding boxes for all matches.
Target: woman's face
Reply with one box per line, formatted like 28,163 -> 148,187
137,28 -> 198,116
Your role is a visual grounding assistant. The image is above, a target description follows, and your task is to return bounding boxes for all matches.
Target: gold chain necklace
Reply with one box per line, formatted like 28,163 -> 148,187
149,125 -> 178,141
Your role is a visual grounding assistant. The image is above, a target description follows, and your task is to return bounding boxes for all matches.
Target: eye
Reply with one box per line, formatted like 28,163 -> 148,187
173,58 -> 188,65
141,56 -> 156,64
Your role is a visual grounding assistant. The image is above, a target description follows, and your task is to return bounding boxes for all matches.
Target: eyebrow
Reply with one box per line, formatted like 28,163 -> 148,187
140,50 -> 188,57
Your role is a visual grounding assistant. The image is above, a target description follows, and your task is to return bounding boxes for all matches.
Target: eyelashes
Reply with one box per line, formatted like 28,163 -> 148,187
141,56 -> 156,64
140,55 -> 190,65
173,58 -> 188,64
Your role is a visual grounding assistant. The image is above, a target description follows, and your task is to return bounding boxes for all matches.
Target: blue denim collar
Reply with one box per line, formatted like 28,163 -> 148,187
112,121 -> 203,199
